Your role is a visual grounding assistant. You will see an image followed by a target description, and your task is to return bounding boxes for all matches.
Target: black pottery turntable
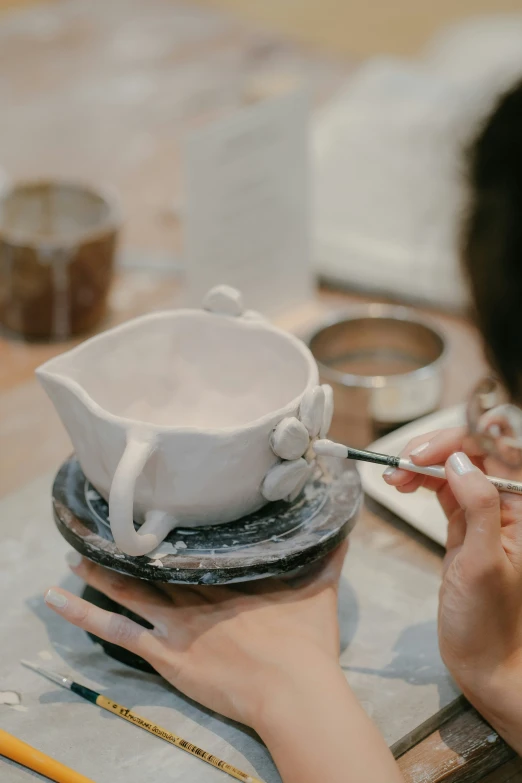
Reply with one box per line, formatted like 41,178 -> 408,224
52,455 -> 361,671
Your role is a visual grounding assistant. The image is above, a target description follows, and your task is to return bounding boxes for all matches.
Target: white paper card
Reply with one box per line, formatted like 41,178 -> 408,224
183,90 -> 313,316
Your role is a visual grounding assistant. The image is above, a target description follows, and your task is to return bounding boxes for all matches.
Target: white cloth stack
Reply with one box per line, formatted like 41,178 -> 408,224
314,15 -> 522,309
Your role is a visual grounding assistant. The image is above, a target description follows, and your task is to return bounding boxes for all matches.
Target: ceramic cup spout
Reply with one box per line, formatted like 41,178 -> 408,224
37,286 -> 328,556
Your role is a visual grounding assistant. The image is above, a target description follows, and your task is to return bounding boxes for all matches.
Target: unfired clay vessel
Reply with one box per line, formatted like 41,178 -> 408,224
37,286 -> 333,556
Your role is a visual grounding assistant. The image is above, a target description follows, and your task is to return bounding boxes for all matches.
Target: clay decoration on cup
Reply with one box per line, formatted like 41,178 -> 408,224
0,179 -> 121,340
36,286 -> 334,557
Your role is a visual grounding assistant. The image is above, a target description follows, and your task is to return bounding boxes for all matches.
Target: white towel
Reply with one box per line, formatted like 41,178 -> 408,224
314,14 -> 522,309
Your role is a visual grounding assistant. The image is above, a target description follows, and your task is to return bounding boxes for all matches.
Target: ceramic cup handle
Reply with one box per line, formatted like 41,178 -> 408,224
109,432 -> 171,557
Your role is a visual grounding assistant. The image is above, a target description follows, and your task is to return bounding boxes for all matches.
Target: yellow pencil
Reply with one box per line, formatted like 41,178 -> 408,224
22,661 -> 263,783
0,727 -> 95,783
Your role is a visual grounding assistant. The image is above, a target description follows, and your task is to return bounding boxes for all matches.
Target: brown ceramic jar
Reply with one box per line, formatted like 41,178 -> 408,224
0,180 -> 121,340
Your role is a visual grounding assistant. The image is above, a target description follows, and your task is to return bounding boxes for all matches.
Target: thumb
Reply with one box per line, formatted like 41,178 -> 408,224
446,452 -> 503,565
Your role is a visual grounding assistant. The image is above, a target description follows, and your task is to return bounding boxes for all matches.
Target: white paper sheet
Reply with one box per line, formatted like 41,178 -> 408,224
183,90 -> 313,317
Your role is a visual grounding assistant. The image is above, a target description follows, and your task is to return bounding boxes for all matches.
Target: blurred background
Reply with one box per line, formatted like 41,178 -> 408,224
2,0 -> 522,330
3,0 -> 522,477
3,0 -> 522,56
192,0 -> 522,56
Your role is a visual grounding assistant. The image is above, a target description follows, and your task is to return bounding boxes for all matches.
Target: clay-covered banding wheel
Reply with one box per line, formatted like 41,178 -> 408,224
53,455 -> 362,585
58,454 -> 362,671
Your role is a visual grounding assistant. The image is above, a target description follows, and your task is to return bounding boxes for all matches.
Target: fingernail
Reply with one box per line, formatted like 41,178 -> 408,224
45,589 -> 68,609
383,467 -> 396,478
448,452 -> 475,475
65,550 -> 82,568
410,442 -> 430,458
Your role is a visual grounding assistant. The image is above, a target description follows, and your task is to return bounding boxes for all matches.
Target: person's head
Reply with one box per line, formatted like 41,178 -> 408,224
463,79 -> 522,402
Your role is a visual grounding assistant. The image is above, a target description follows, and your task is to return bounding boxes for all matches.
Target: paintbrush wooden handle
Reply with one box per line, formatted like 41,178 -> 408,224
97,696 -> 262,783
0,728 -> 95,783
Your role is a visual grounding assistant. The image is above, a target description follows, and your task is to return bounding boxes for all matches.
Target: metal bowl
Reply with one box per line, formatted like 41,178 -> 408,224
307,304 -> 446,447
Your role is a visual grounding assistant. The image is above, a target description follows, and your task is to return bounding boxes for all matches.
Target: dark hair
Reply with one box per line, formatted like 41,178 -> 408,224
463,79 -> 522,401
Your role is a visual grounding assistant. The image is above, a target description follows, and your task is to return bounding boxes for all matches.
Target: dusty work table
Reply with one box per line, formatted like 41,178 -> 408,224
2,275 -> 519,783
0,0 -> 521,780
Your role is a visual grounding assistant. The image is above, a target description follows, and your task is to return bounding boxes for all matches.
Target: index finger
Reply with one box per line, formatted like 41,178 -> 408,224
385,427 -> 484,493
384,429 -> 444,489
409,427 -> 485,467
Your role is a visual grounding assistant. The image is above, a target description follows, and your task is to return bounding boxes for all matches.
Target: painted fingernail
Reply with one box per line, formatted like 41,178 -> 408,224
45,589 -> 68,609
410,442 -> 430,458
383,467 -> 396,478
448,452 -> 475,475
65,550 -> 82,568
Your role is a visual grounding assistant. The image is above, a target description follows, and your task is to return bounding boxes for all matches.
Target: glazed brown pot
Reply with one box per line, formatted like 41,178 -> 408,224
0,180 -> 121,340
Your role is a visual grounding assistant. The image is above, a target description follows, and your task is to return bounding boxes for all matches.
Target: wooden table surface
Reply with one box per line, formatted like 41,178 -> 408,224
3,282 -> 522,783
0,1 -> 520,780
3,0 -> 522,57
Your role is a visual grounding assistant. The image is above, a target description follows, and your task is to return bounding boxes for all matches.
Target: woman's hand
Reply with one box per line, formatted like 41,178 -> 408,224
46,547 -> 346,727
384,428 -> 522,751
44,544 -> 403,783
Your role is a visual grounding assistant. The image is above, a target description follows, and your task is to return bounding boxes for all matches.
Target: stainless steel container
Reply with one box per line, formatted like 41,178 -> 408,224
307,304 -> 446,448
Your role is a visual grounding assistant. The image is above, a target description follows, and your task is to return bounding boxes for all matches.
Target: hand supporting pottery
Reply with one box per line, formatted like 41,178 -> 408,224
45,545 -> 403,783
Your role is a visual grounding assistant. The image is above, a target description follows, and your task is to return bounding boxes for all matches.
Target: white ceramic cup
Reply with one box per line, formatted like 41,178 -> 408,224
37,289 -> 319,556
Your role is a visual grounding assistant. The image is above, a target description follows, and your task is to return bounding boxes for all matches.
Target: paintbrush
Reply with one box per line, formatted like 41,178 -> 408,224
22,661 -> 262,783
314,438 -> 522,496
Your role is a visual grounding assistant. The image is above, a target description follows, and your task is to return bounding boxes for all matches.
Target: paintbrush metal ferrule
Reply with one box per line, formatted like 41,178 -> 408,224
22,660 -> 73,690
314,440 -> 399,468
346,446 -> 400,469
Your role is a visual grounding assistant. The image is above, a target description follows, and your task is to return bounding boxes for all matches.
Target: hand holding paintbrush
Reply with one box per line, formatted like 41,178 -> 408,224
313,439 -> 522,495
315,424 -> 522,760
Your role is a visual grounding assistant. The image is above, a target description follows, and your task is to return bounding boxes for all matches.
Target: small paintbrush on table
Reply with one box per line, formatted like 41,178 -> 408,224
22,661 -> 262,783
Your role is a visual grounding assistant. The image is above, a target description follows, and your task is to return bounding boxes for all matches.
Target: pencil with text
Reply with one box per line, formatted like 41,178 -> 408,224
22,661 -> 263,783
